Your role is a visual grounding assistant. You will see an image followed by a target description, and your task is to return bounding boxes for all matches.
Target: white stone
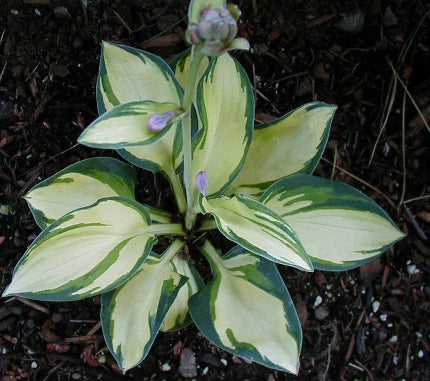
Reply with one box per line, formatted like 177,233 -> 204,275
161,363 -> 171,372
372,301 -> 381,313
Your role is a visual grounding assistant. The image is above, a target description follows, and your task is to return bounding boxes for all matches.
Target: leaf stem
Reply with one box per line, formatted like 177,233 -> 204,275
146,223 -> 185,236
160,239 -> 186,263
181,49 -> 205,230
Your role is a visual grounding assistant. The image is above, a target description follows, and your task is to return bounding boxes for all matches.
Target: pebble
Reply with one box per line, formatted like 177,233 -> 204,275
31,361 -> 38,369
372,301 -> 381,313
380,314 -> 388,321
389,335 -> 398,343
72,373 -> 81,380
315,306 -> 329,321
393,356 -> 399,365
407,264 -> 417,275
202,367 -> 209,375
313,295 -> 322,307
161,363 -> 171,372
220,358 -> 227,366
418,350 -> 424,358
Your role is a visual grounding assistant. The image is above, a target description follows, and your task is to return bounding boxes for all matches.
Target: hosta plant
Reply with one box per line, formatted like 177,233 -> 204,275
3,0 -> 405,375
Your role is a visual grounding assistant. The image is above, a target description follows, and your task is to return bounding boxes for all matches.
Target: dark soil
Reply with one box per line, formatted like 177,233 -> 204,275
1,0 -> 429,380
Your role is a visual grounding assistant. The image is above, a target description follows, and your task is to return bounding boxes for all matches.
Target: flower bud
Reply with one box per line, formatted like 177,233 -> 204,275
185,24 -> 203,45
185,4 -> 247,56
147,111 -> 179,132
196,171 -> 210,196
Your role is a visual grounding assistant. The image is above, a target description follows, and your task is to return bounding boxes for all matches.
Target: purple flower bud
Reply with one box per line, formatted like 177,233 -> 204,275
196,171 -> 210,196
147,111 -> 178,132
185,5 -> 245,56
185,24 -> 202,45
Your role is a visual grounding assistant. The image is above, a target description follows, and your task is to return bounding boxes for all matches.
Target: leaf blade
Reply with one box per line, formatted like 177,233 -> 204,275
261,174 -> 406,270
3,198 -> 159,301
161,256 -> 204,332
230,102 -> 337,199
25,157 -> 136,229
79,101 -> 182,149
193,54 -> 254,196
189,241 -> 302,374
200,195 -> 313,271
101,240 -> 187,372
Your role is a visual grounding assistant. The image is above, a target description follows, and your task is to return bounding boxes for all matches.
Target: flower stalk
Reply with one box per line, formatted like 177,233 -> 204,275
181,49 -> 205,230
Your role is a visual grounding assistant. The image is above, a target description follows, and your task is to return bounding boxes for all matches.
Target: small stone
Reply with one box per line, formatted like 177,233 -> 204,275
407,264 -> 417,275
202,366 -> 209,375
315,306 -> 329,321
389,335 -> 398,343
71,373 -> 81,380
335,10 -> 365,33
418,350 -> 424,358
313,295 -> 323,307
31,361 -> 38,369
54,6 -> 71,18
220,358 -> 227,366
232,355 -> 242,364
380,314 -> 388,322
393,356 -> 399,365
179,348 -> 197,378
372,301 -> 381,313
161,363 -> 171,372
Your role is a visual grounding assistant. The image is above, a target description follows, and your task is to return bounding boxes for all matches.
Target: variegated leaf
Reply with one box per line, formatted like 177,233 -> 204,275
229,102 -> 337,199
3,198 -> 184,301
161,255 -> 204,332
101,240 -> 188,372
97,42 -> 186,212
189,241 -> 302,374
261,175 -> 406,270
199,195 -> 313,271
25,157 -> 136,229
193,54 -> 254,196
78,101 -> 182,149
188,0 -> 226,24
97,42 -> 182,114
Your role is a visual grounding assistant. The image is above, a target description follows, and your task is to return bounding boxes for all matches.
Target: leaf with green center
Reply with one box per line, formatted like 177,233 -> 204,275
193,53 -> 254,196
78,101 -> 182,149
229,102 -> 337,199
188,0 -> 226,24
260,174 -> 406,270
189,241 -> 302,374
101,240 -> 188,372
199,195 -> 313,271
161,255 -> 204,332
3,198 -> 184,301
96,41 -> 186,212
24,157 -> 136,229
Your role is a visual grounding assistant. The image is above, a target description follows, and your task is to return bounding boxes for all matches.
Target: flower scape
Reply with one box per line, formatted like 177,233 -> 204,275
3,0 -> 405,375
